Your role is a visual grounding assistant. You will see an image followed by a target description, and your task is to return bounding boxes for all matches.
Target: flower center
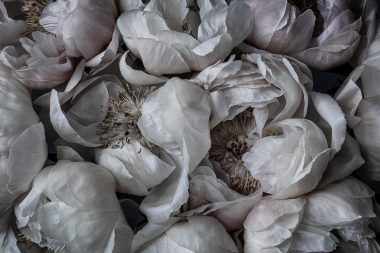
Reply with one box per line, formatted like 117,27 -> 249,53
287,0 -> 324,37
22,0 -> 53,35
98,85 -> 155,149
209,110 -> 260,196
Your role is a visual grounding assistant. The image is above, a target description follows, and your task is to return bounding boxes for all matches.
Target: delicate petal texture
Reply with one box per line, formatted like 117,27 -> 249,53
290,224 -> 338,252
119,51 -> 168,86
135,216 -> 238,253
335,32 -> 380,191
319,134 -> 364,188
244,0 -> 362,70
139,154 -> 190,224
138,78 -> 211,173
308,92 -> 346,153
350,0 -> 378,66
0,32 -> 74,90
49,75 -> 122,147
40,0 -> 117,59
0,1 -> 26,49
243,197 -> 306,253
0,64 -> 39,153
15,160 -> 133,253
295,177 -> 376,251
0,64 -> 47,215
243,119 -> 332,199
86,28 -> 120,68
117,0 -> 252,76
193,53 -> 311,128
95,141 -> 175,196
183,166 -> 263,231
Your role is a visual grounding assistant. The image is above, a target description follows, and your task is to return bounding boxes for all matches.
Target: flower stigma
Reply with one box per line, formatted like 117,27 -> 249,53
98,85 -> 155,150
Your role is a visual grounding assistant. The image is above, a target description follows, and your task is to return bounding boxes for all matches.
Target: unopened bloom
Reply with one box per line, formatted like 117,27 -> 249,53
15,160 -> 133,253
0,32 -> 73,90
39,0 -> 117,59
244,0 -> 363,70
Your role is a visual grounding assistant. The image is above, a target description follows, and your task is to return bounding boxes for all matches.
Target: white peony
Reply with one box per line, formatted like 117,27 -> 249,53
244,0 -> 366,70
0,32 -> 74,90
0,64 -> 47,250
15,160 -> 133,253
117,0 -> 253,83
39,0 -> 117,59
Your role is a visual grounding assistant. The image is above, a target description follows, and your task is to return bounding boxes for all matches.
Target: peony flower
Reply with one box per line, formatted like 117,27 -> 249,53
192,52 -> 312,128
243,118 -> 333,199
290,177 -> 378,252
132,216 -> 239,253
244,0 -> 363,70
0,64 -> 47,250
0,32 -> 74,90
117,0 -> 253,83
0,1 -> 26,49
39,0 -> 117,59
335,29 -> 380,192
243,197 -> 306,252
14,159 -> 133,253
49,75 -> 211,223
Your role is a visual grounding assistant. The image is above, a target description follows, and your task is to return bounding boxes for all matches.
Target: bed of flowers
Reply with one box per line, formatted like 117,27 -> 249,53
1,0 -> 380,252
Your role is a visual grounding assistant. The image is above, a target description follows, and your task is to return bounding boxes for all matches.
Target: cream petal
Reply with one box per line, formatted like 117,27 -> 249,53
95,141 -> 175,196
244,197 -> 306,253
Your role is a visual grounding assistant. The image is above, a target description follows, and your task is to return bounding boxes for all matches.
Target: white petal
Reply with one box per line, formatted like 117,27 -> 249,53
308,92 -> 347,153
136,216 -> 238,253
244,197 -> 306,253
95,141 -> 175,196
182,166 -> 262,231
